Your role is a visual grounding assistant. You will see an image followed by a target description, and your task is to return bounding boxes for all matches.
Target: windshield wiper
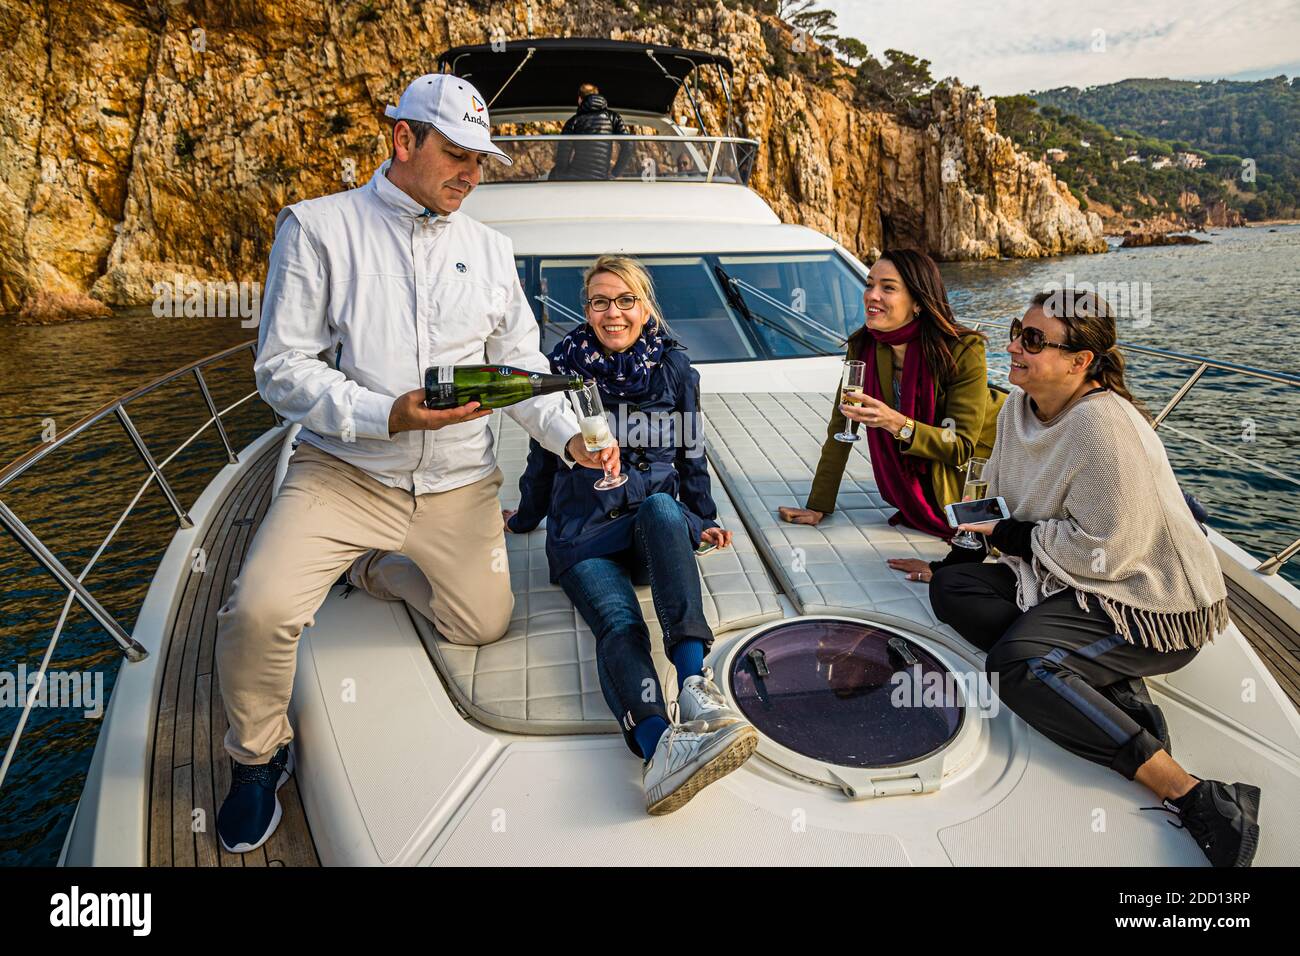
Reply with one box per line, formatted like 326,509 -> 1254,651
730,276 -> 848,348
713,265 -> 842,355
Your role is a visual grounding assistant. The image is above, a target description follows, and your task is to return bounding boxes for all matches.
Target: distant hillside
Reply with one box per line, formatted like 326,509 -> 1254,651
1029,77 -> 1299,222
993,95 -> 1252,231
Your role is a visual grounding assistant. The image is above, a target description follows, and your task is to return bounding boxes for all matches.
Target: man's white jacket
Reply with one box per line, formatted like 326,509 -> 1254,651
255,158 -> 578,494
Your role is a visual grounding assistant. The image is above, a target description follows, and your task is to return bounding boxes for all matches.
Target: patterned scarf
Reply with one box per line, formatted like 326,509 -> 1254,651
859,321 -> 949,539
549,322 -> 667,400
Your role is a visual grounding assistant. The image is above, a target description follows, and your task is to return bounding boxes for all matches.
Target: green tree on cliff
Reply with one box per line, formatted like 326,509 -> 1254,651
854,50 -> 935,114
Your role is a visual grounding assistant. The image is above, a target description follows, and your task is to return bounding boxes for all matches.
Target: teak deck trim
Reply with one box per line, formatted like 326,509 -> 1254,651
148,443 -> 319,867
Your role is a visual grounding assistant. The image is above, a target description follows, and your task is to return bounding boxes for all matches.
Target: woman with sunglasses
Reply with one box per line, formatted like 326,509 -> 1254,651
914,289 -> 1260,868
779,249 -> 1004,538
503,255 -> 758,815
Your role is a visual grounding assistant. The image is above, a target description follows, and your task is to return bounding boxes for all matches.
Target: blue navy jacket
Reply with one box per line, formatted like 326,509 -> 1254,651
506,343 -> 719,583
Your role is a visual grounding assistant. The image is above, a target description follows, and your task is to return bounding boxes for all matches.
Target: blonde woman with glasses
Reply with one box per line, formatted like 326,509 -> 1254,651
504,255 -> 757,814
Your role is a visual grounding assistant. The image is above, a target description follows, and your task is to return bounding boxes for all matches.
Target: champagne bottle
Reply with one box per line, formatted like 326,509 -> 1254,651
423,365 -> 586,411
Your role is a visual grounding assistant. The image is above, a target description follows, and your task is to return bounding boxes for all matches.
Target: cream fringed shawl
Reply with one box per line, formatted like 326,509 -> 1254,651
985,388 -> 1228,651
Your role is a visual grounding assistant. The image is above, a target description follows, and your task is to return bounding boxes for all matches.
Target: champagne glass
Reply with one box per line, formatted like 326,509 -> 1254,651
951,457 -> 990,550
569,380 -> 627,491
834,360 -> 867,443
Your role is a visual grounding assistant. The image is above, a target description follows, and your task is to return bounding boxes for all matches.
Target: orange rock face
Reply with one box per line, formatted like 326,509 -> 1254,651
0,0 -> 1105,316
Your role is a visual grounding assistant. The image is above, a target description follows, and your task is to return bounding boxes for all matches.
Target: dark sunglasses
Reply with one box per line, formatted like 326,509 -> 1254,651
1010,318 -> 1074,354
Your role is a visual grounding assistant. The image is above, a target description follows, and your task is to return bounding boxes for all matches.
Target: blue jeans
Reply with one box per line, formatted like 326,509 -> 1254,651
558,493 -> 713,753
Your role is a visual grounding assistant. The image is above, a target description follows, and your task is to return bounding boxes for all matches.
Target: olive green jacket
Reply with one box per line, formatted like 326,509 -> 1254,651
806,328 -> 1005,515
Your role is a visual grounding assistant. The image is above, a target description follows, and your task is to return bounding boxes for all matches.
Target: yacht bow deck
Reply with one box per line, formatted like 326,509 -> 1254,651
139,395 -> 1300,866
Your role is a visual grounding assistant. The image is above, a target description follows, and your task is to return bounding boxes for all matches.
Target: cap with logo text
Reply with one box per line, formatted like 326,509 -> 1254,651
384,73 -> 512,166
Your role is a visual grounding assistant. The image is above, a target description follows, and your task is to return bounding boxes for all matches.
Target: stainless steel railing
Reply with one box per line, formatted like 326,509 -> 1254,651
967,318 -> 1300,575
482,134 -> 760,186
0,339 -> 276,791
0,339 -> 270,661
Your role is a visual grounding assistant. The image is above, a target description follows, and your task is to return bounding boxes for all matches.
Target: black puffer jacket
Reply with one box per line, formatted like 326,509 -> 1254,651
552,94 -> 632,181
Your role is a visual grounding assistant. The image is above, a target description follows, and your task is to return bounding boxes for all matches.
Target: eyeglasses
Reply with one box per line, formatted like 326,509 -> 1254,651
1010,318 -> 1074,354
585,294 -> 640,312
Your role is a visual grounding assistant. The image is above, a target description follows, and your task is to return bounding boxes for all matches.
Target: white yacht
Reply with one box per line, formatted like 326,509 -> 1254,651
6,39 -> 1295,867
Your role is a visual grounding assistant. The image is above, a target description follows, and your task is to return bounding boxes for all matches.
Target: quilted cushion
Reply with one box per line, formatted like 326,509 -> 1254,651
410,415 -> 783,736
700,392 -> 961,636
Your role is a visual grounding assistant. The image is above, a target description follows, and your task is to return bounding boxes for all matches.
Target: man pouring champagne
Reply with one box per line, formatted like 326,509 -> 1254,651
213,74 -> 617,855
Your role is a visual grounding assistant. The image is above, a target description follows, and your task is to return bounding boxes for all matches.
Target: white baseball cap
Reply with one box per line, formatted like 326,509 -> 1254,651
384,73 -> 512,166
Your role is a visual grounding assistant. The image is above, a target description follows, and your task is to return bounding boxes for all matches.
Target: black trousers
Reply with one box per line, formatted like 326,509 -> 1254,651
930,562 -> 1198,779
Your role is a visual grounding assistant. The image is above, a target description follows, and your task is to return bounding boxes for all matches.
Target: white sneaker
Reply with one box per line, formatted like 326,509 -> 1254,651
677,666 -> 746,730
642,702 -> 758,815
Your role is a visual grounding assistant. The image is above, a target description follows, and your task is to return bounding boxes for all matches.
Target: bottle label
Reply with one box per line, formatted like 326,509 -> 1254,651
436,366 -> 455,405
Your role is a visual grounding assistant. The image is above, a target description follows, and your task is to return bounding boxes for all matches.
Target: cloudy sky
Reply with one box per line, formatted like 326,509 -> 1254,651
822,0 -> 1300,95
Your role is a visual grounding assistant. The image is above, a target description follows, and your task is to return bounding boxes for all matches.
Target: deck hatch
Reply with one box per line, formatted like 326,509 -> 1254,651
728,619 -> 965,770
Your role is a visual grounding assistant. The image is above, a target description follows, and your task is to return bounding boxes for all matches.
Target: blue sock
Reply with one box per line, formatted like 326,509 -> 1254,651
670,639 -> 706,690
634,716 -> 670,763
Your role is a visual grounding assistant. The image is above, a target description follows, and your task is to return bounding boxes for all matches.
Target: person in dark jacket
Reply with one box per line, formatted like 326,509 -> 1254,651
504,255 -> 758,815
551,83 -> 634,181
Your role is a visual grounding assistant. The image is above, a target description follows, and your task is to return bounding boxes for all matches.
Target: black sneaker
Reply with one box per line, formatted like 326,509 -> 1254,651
1166,779 -> 1261,868
1102,677 -> 1172,755
216,744 -> 294,853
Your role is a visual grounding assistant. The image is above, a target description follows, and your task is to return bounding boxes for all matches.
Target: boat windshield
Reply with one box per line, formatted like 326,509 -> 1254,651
521,251 -> 864,361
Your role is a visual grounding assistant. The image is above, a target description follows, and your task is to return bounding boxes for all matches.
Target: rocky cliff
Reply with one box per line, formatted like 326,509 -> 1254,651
0,0 -> 1106,317
1087,192 -> 1247,236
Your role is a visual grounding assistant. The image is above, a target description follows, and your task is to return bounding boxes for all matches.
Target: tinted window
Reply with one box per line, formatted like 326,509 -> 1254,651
717,253 -> 862,358
526,252 -> 864,361
536,256 -> 755,361
729,620 -> 963,768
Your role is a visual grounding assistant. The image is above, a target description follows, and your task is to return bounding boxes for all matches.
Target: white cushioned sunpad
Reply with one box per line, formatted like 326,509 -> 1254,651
700,392 -> 960,636
410,415 -> 783,736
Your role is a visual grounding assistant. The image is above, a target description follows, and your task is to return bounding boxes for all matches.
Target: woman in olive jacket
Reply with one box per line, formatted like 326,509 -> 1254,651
780,249 -> 1004,537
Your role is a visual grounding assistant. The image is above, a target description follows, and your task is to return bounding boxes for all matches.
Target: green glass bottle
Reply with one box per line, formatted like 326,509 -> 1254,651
423,365 -> 586,411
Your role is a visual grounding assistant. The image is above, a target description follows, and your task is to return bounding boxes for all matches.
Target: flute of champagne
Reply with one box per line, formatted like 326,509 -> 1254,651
834,360 -> 867,443
569,380 -> 627,491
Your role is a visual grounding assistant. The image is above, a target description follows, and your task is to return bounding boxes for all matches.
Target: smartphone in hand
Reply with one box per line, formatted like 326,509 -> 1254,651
944,496 -> 1011,529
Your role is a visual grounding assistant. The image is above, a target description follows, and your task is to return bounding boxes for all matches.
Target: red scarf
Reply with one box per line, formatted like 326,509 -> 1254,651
860,321 -> 951,539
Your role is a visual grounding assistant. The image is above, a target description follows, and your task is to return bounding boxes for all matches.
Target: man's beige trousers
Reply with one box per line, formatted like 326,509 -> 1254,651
215,442 -> 511,764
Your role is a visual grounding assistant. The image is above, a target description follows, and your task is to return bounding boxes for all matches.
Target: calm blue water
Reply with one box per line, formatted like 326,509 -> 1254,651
941,224 -> 1300,585
0,224 -> 1297,865
0,311 -> 262,866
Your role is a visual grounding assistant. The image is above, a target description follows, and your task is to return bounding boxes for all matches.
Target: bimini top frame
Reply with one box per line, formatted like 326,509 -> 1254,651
436,37 -> 737,135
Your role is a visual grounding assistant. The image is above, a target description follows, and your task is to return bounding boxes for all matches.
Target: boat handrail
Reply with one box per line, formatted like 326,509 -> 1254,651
0,340 -> 262,490
482,134 -> 760,186
0,339 -> 275,791
490,134 -> 761,143
534,294 -> 585,327
967,318 -> 1300,575
727,275 -> 848,347
0,340 -> 270,660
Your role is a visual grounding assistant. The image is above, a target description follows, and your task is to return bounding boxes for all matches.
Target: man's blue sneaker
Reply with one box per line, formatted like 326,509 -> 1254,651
217,744 -> 294,853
